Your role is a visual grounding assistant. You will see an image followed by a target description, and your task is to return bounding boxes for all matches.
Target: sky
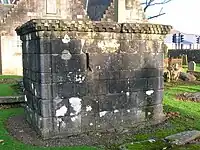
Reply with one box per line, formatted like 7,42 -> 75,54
145,0 -> 200,34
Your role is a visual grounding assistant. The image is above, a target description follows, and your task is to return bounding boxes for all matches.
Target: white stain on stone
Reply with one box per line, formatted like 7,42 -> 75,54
57,118 -> 62,127
61,121 -> 66,128
89,123 -> 93,126
61,50 -> 72,61
71,116 -> 77,121
126,92 -> 130,96
148,112 -> 151,115
146,90 -> 154,95
31,83 -> 34,89
69,97 -> 82,115
34,89 -> 37,96
71,116 -> 81,123
80,39 -> 85,53
62,34 -> 70,43
127,109 -> 130,113
97,40 -> 120,53
96,66 -> 101,70
56,105 -> 67,117
114,110 -> 119,113
99,111 -> 108,117
52,54 -> 59,56
24,95 -> 27,102
75,74 -> 85,83
86,106 -> 92,112
67,72 -> 73,81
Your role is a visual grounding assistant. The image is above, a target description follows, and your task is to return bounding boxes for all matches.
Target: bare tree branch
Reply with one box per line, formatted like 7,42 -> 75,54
140,0 -> 173,19
142,0 -> 172,12
147,12 -> 166,20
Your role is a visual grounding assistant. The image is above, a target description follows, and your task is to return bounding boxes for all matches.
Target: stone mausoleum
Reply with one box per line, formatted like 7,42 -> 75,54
16,0 -> 172,139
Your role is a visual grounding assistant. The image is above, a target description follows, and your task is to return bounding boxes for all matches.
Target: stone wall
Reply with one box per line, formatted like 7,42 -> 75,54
16,19 -> 171,139
0,36 -> 22,75
168,49 -> 200,63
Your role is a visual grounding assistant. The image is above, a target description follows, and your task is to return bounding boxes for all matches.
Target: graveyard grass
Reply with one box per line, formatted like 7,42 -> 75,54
0,75 -> 22,96
182,63 -> 200,73
1,82 -> 200,149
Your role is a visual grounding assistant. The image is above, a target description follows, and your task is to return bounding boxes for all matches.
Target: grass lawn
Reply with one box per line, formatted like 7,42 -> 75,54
0,75 -> 22,96
1,82 -> 200,149
182,63 -> 200,73
0,75 -> 22,80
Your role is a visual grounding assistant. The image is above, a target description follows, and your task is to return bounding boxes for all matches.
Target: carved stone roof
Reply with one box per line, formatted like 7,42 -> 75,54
16,19 -> 172,35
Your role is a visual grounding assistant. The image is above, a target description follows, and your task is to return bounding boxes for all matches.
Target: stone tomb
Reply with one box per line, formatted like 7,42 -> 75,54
16,19 -> 172,139
188,61 -> 196,71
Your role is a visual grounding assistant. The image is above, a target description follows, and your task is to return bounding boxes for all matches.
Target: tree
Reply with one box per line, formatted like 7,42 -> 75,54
141,0 -> 173,20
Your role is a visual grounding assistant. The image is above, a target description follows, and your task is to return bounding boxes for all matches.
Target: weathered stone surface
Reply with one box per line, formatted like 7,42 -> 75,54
165,130 -> 200,145
179,72 -> 196,81
177,92 -> 200,102
188,61 -> 196,71
16,19 -> 171,139
0,96 -> 24,104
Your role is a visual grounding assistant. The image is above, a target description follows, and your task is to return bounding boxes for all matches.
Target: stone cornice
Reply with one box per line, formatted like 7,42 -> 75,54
16,19 -> 172,36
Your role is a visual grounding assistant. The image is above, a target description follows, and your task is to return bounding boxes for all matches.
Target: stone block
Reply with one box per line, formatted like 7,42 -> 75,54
147,77 -> 164,90
16,19 -> 170,139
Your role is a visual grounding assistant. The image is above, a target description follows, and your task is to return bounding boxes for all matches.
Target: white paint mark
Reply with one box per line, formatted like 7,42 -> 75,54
146,90 -> 154,95
62,34 -> 70,43
127,109 -> 130,113
89,123 -> 93,126
61,50 -> 72,60
121,120 -> 124,122
56,105 -> 67,117
52,54 -> 59,56
86,106 -> 92,112
148,112 -> 151,115
24,95 -> 27,102
31,83 -> 34,89
99,111 -> 108,117
97,125 -> 101,128
114,110 -> 119,113
126,92 -> 130,96
69,97 -> 82,115
121,91 -> 124,93
34,89 -> 37,96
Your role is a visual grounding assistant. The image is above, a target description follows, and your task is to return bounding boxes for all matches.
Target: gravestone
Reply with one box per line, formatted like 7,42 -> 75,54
16,0 -> 172,139
188,61 -> 196,71
182,55 -> 188,65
